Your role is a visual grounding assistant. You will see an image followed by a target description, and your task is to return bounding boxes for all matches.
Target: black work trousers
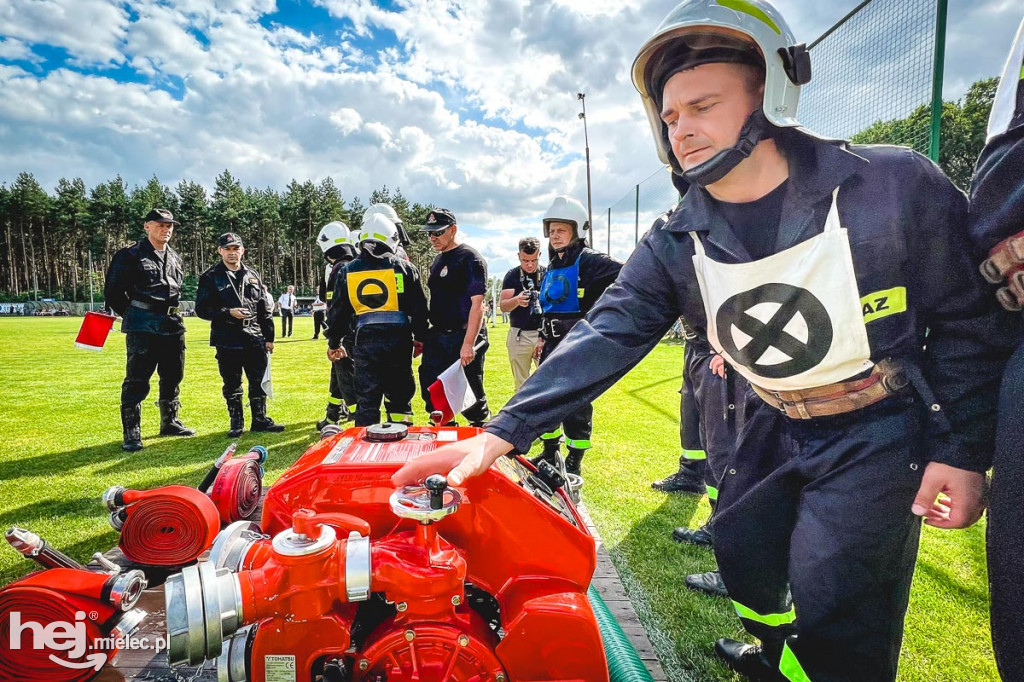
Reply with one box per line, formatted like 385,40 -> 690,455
215,344 -> 268,401
686,343 -> 744,509
988,340 -> 1024,681
280,310 -> 293,337
329,356 -> 357,407
121,332 -> 185,407
313,310 -> 326,338
538,331 -> 592,449
419,327 -> 490,424
353,325 -> 415,426
714,395 -> 925,682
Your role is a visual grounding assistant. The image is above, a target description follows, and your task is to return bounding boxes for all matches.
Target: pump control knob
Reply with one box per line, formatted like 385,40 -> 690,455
425,474 -> 447,510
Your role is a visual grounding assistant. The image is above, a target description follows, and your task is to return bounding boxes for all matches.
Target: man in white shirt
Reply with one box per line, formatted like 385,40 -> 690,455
277,285 -> 296,337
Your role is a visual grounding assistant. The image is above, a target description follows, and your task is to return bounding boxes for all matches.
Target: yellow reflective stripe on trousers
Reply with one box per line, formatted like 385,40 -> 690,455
327,396 -> 342,405
683,449 -> 707,461
566,438 -> 592,450
540,429 -> 562,440
732,601 -> 796,627
780,642 -> 813,682
706,484 -> 719,501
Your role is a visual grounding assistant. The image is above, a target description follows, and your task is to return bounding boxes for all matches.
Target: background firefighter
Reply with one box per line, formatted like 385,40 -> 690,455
532,196 -> 622,477
195,232 -> 282,437
316,220 -> 359,429
326,214 -> 428,426
104,208 -> 195,451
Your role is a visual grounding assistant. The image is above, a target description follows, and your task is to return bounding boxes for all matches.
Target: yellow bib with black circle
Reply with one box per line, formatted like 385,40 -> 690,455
348,269 -> 399,315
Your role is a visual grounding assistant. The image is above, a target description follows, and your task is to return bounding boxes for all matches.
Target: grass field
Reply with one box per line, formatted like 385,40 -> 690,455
0,317 -> 995,681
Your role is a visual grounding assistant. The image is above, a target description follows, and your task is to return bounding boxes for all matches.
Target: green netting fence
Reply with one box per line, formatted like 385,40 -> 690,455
598,0 -> 945,257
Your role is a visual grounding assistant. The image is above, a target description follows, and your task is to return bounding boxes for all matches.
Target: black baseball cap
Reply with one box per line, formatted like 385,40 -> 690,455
218,232 -> 243,248
424,208 -> 457,233
145,208 -> 179,225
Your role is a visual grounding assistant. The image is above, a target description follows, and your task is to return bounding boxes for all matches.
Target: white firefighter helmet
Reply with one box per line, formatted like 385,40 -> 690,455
631,0 -> 809,169
358,213 -> 401,252
542,196 -> 590,240
316,221 -> 352,254
364,203 -> 411,246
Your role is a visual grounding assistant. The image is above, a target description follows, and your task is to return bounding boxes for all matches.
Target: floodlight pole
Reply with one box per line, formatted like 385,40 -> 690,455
577,93 -> 594,248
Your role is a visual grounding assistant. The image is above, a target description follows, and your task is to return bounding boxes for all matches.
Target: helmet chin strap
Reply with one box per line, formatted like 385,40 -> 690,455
681,108 -> 770,187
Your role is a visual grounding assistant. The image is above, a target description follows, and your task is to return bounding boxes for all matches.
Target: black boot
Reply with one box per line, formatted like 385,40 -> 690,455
685,570 -> 729,598
158,399 -> 196,437
672,522 -> 714,547
531,437 -> 561,469
226,397 -> 245,438
316,402 -> 342,431
651,458 -> 707,494
121,404 -> 143,452
714,639 -> 785,681
565,447 -> 586,476
250,397 -> 284,432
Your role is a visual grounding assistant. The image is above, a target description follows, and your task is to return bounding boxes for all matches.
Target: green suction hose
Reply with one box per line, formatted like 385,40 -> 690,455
588,584 -> 657,682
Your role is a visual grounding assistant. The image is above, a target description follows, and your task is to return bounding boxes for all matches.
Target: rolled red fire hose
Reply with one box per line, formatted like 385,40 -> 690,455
110,485 -> 220,566
208,455 -> 263,523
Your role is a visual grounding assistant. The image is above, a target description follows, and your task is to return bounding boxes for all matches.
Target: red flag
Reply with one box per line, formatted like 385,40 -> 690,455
428,358 -> 478,424
75,311 -> 117,351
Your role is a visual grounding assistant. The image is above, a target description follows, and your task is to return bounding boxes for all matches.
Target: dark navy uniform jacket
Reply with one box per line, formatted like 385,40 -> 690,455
104,238 -> 185,336
488,128 -> 1015,473
326,241 -> 429,350
195,262 -> 275,348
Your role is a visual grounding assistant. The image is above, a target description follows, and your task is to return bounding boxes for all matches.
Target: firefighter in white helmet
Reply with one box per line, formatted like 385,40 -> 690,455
325,214 -> 428,425
532,196 -> 621,477
315,220 -> 358,429
395,1 -> 1012,679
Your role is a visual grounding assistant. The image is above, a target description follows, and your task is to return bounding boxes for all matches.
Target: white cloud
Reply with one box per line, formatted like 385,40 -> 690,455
0,0 -> 1019,278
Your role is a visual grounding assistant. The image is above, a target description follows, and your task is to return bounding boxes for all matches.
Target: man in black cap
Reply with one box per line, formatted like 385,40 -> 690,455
196,233 -> 283,436
105,208 -> 195,451
418,208 -> 491,425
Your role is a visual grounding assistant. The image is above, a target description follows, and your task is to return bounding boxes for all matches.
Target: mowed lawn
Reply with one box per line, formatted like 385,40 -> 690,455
0,317 -> 995,681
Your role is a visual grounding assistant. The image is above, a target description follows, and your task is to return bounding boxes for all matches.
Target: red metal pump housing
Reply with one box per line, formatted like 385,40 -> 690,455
165,423 -> 609,681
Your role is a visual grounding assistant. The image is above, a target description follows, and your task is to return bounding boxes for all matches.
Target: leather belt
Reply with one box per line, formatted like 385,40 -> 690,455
541,317 -> 579,340
130,300 -> 180,315
751,358 -> 909,419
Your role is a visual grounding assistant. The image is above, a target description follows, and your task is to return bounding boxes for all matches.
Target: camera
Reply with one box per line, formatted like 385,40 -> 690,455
521,275 -> 543,317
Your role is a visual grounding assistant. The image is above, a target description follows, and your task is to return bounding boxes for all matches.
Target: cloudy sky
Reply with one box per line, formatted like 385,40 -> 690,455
0,0 -> 1019,274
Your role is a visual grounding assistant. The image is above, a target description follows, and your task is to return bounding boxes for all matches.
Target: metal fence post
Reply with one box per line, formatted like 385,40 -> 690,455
928,0 -> 948,162
607,207 -> 611,254
634,184 -> 640,246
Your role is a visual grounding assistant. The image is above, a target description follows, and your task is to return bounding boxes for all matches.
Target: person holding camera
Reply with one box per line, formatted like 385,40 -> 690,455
499,237 -> 546,389
531,196 -> 622,475
196,232 -> 283,437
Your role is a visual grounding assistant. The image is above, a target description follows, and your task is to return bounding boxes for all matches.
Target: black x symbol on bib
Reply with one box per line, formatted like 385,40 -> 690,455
716,283 -> 833,379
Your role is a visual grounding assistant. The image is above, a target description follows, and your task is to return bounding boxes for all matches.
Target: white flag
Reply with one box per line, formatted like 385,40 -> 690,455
262,353 -> 274,400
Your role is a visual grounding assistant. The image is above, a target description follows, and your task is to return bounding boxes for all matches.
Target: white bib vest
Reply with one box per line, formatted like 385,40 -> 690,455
691,187 -> 873,392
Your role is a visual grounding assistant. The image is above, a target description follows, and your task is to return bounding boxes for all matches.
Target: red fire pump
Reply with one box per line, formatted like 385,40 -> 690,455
0,528 -> 148,682
164,423 -> 609,681
103,444 -> 267,566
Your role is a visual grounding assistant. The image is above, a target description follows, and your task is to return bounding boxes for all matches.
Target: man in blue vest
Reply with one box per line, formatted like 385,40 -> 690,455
531,196 -> 622,476
395,1 -> 1014,679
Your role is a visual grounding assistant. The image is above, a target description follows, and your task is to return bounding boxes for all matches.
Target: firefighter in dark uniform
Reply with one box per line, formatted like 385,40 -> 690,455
652,321 -> 708,493
967,18 -> 1024,679
673,332 -> 749,600
395,2 -> 1014,680
316,220 -> 359,430
418,208 -> 491,426
104,208 -> 194,451
195,233 -> 283,436
326,214 -> 428,426
532,196 -> 622,476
